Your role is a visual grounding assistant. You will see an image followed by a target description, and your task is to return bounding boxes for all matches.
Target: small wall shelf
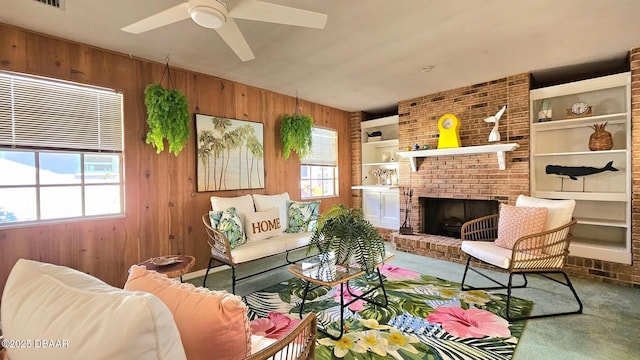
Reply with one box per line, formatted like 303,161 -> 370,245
397,143 -> 520,171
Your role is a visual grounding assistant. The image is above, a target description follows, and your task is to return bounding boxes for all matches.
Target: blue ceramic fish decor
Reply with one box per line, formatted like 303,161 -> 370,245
545,161 -> 618,180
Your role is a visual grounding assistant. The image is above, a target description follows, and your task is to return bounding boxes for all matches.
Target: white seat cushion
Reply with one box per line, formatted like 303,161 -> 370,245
461,241 -> 512,269
1,259 -> 186,360
230,238 -> 288,263
278,232 -> 312,251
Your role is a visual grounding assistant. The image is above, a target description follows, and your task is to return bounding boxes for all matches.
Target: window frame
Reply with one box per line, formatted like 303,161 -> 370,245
0,71 -> 125,228
300,127 -> 338,200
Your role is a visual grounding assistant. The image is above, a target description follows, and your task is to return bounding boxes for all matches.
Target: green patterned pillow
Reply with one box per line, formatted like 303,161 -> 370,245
209,207 -> 246,249
286,200 -> 320,233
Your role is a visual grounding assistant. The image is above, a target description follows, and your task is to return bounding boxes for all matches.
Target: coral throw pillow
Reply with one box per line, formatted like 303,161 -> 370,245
494,204 -> 548,250
125,265 -> 251,360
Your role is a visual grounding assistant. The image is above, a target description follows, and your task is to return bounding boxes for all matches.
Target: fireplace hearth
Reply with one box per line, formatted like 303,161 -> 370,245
420,197 -> 499,237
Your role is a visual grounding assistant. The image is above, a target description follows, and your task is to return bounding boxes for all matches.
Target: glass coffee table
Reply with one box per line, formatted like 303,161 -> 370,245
288,253 -> 395,339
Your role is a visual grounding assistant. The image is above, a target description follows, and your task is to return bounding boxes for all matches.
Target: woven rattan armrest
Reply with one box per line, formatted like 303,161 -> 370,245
509,219 -> 576,272
246,313 -> 317,360
202,213 -> 234,266
460,213 -> 499,241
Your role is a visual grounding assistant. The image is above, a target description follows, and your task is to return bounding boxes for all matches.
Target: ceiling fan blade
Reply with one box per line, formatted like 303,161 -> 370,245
121,3 -> 190,34
215,18 -> 255,61
229,0 -> 327,29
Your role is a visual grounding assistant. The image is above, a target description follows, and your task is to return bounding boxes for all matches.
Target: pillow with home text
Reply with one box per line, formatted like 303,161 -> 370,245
244,207 -> 283,242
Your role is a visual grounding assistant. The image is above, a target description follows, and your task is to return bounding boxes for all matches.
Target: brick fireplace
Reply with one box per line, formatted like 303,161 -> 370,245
421,197 -> 499,237
351,48 -> 640,287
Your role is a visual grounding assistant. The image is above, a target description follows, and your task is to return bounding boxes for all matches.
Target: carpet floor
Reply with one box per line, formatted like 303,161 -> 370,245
243,264 -> 532,359
187,245 -> 640,359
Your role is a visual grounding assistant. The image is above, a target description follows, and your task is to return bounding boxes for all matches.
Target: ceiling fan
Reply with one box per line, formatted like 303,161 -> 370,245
121,0 -> 327,62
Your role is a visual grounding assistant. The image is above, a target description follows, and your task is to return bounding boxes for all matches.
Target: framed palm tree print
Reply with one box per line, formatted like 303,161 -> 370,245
196,114 -> 264,192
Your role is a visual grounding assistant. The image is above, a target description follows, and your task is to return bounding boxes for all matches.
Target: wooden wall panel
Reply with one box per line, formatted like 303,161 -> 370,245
0,23 -> 352,297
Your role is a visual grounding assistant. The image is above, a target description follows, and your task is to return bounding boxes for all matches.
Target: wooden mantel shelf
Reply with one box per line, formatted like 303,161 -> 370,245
397,143 -> 520,171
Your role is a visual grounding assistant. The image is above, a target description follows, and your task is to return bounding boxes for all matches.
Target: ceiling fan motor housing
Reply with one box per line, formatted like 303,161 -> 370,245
189,0 -> 228,29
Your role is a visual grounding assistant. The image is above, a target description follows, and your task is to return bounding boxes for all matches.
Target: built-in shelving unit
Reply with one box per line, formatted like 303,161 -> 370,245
397,143 -> 520,171
530,72 -> 631,264
352,115 -> 400,229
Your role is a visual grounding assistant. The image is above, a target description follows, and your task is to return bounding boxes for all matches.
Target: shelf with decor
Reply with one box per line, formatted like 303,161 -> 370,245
353,115 -> 400,230
397,143 -> 519,171
530,72 -> 631,264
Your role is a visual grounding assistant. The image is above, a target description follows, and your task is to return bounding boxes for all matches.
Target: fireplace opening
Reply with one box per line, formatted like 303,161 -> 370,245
420,197 -> 499,237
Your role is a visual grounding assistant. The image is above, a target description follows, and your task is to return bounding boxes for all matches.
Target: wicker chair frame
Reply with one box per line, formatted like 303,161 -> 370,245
460,214 -> 583,321
248,313 -> 317,360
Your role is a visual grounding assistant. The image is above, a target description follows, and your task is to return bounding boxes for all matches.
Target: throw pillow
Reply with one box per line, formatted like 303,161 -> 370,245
1,259 -> 186,360
244,207 -> 283,241
286,200 -> 320,233
125,265 -> 252,360
252,192 -> 290,229
494,204 -> 548,250
209,207 -> 246,248
210,194 -> 255,225
515,194 -> 575,231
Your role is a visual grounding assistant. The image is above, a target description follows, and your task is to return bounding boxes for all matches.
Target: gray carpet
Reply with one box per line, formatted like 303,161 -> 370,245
187,245 -> 640,360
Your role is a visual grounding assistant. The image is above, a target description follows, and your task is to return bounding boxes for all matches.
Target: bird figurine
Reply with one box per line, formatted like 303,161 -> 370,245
484,105 -> 507,142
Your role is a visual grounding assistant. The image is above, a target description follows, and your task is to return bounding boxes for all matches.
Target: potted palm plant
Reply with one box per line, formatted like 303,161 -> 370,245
308,204 -> 386,273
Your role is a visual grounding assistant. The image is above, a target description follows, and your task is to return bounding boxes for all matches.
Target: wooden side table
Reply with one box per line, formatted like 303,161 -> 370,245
137,255 -> 195,282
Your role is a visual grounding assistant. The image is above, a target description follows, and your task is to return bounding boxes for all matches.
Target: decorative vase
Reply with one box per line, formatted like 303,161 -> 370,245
588,122 -> 613,151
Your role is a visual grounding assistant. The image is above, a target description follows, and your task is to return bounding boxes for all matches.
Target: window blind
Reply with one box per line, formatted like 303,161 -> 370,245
0,72 -> 123,152
301,127 -> 337,166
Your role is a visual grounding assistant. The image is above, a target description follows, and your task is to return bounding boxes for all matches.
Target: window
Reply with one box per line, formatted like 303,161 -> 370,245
300,127 -> 338,199
0,71 -> 124,226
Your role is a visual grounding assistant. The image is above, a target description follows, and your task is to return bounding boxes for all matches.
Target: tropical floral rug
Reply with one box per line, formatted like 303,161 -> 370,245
244,265 -> 533,360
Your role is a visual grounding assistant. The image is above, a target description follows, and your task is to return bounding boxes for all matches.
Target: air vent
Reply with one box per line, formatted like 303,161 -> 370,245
34,0 -> 64,9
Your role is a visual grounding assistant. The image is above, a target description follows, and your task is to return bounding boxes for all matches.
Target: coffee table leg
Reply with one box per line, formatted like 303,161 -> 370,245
298,280 -> 311,319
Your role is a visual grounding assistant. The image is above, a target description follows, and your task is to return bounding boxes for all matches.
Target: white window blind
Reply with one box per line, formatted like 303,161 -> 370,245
0,72 -> 123,152
301,127 -> 337,166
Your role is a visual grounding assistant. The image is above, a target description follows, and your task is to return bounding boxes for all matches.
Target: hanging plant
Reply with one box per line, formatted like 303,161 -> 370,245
144,61 -> 190,156
280,112 -> 313,160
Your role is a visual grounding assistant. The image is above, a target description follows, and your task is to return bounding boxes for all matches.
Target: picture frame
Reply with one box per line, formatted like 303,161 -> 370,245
196,114 -> 264,192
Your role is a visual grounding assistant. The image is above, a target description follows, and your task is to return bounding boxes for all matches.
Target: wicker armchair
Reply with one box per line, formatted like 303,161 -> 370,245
248,313 -> 317,360
460,213 -> 582,320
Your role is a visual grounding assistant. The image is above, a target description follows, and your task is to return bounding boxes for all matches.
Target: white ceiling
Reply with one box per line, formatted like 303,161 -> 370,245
2,0 -> 640,114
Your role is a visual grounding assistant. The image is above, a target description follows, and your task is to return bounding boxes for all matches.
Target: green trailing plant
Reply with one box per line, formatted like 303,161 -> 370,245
308,204 -> 386,273
144,83 -> 190,156
280,113 -> 313,160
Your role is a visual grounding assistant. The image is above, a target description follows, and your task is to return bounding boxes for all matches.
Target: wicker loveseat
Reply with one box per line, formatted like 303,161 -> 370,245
203,192 -> 318,293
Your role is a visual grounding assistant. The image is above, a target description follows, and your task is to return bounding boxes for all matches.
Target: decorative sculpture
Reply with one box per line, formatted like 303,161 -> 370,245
545,161 -> 618,181
484,105 -> 507,142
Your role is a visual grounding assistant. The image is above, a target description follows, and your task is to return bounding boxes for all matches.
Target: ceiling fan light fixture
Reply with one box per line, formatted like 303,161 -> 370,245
189,0 -> 227,29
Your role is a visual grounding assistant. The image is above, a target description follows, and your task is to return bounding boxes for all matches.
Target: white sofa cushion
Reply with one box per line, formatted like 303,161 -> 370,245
515,195 -> 575,231
0,259 -> 186,360
211,194 -> 255,225
252,192 -> 290,229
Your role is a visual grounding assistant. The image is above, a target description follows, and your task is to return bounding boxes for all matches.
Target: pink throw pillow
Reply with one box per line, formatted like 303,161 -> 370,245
494,204 -> 548,250
125,265 -> 251,360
